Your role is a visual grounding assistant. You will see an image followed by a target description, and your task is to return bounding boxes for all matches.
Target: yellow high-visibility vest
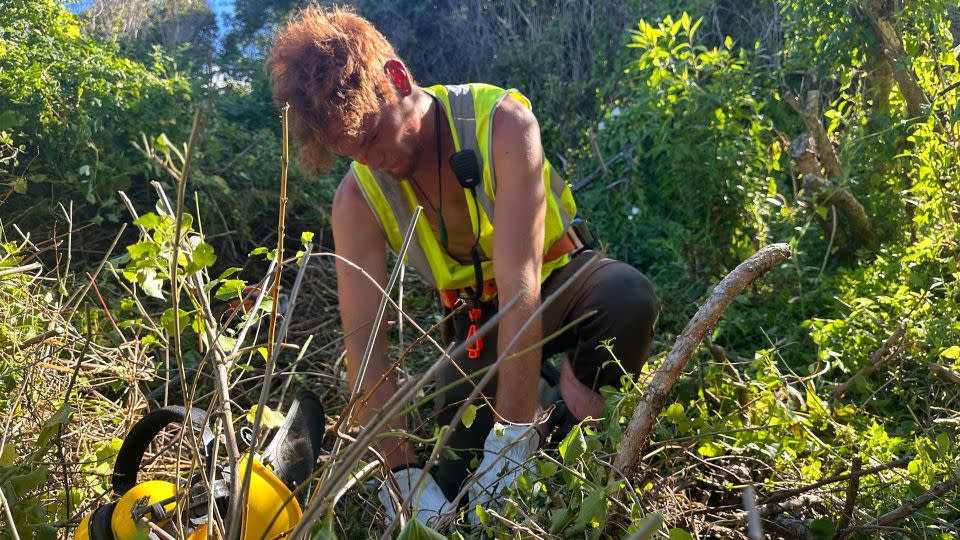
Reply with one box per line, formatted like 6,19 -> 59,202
352,83 -> 577,294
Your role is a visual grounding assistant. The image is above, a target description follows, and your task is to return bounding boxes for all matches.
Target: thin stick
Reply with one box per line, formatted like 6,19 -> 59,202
834,456 -> 862,539
848,469 -> 960,532
690,455 -> 912,515
831,325 -> 906,400
0,486 -> 21,540
0,262 -> 41,278
743,485 -> 763,540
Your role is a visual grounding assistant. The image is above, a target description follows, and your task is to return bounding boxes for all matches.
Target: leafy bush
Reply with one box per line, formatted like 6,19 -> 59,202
0,0 -> 192,229
577,14 -> 785,328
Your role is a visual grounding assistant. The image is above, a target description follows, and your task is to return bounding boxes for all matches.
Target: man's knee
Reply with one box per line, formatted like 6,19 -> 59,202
596,262 -> 659,336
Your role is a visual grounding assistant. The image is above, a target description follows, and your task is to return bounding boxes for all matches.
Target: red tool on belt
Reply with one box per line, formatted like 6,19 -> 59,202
466,307 -> 483,358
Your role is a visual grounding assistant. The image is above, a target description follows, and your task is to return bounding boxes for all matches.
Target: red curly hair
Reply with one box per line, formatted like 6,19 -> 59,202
266,5 -> 409,173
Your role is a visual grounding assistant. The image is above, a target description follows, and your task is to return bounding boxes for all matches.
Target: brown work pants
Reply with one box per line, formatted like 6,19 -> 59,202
432,251 -> 660,499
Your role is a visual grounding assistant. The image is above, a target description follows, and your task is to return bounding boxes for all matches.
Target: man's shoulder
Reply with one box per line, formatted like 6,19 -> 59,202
492,94 -> 539,141
332,168 -> 364,211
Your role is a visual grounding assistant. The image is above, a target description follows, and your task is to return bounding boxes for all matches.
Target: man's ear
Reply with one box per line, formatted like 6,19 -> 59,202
384,59 -> 412,97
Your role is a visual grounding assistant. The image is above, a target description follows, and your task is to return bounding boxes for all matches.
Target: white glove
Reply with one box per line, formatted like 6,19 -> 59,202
378,467 -> 452,527
468,423 -> 540,511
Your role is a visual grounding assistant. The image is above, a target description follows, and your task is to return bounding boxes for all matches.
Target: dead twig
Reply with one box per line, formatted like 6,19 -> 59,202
845,468 -> 960,533
929,363 -> 960,387
831,325 -> 906,400
834,456 -> 862,540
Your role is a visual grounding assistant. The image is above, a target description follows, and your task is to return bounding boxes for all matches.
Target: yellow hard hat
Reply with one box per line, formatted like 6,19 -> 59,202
110,480 -> 178,538
238,456 -> 302,539
73,391 -> 324,540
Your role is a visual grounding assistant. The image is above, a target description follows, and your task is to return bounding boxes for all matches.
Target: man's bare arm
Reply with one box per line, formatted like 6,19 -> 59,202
332,170 -> 417,468
491,97 -> 547,424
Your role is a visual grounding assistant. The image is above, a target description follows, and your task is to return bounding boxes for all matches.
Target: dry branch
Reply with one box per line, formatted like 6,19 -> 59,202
929,363 -> 960,387
611,243 -> 792,481
785,89 -> 877,251
801,175 -> 877,250
834,456 -> 862,540
831,325 -> 905,400
857,2 -> 929,119
784,87 -> 842,179
847,469 -> 960,532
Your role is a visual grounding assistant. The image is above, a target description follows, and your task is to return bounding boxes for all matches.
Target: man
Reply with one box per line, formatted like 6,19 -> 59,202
267,5 -> 659,526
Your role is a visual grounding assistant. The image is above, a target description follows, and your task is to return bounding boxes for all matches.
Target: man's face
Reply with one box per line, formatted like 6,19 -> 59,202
330,98 -> 420,177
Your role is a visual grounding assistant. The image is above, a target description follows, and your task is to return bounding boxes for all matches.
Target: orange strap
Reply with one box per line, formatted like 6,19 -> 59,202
439,231 -> 578,308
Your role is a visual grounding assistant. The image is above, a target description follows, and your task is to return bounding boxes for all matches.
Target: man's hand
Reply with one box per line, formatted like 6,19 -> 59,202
468,423 -> 540,514
378,467 -> 452,527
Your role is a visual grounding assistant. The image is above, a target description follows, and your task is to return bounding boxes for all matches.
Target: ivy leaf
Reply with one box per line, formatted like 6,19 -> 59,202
396,519 -> 446,540
574,486 -> 608,530
247,404 -> 286,429
38,403 -> 76,448
127,241 -> 159,261
134,212 -> 162,230
215,279 -> 246,301
462,404 -> 478,429
662,402 -> 685,423
9,467 -> 49,500
559,424 -> 586,465
185,242 -> 216,273
697,440 -> 722,458
0,442 -> 17,467
940,346 -> 960,360
141,268 -> 165,299
160,308 -> 190,335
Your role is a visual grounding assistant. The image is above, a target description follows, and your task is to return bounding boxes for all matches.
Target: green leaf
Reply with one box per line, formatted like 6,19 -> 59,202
549,508 -> 571,533
724,36 -> 733,49
396,519 -> 447,540
141,268 -> 165,299
249,247 -> 270,257
301,231 -> 315,244
559,424 -> 586,465
630,513 -> 664,540
215,279 -> 246,301
134,212 -> 162,230
217,334 -> 237,351
574,486 -> 608,530
697,441 -> 722,458
160,308 -> 190,335
216,267 -> 241,281
474,504 -> 490,527
0,443 -> 16,467
669,529 -> 694,540
310,525 -> 338,540
462,404 -> 478,429
0,110 -> 24,131
9,467 -> 48,500
185,242 -> 216,273
247,404 -> 286,429
662,402 -> 685,423
940,346 -> 960,360
126,241 -> 159,261
37,403 -> 75,447
809,517 -> 836,539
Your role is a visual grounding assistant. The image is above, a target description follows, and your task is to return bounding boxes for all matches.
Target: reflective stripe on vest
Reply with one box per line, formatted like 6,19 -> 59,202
352,83 -> 577,291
